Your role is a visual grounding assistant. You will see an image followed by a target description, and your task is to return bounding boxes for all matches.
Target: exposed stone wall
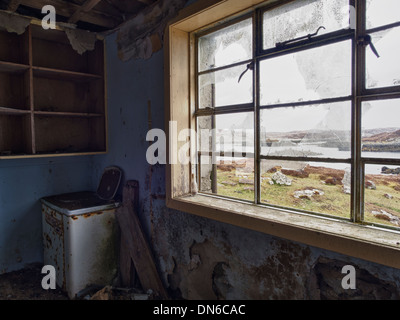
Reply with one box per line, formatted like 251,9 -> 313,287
151,206 -> 400,300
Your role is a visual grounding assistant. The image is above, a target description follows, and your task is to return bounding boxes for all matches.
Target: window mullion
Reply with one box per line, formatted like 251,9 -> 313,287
353,0 -> 367,224
254,10 -> 261,205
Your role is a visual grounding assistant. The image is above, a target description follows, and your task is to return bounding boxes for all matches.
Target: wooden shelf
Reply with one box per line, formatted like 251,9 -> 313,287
34,111 -> 104,118
0,61 -> 29,74
0,24 -> 106,158
0,27 -> 29,65
0,107 -> 31,115
32,66 -> 102,82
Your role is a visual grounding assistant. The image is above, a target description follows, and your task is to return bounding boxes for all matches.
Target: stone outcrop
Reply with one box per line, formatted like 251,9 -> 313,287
271,171 -> 292,186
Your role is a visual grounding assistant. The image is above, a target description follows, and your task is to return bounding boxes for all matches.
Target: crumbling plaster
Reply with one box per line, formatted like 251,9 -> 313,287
151,205 -> 400,300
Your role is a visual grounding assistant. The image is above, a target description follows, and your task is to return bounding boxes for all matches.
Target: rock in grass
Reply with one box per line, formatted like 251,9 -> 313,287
371,210 -> 400,226
239,178 -> 253,185
365,180 -> 376,190
342,168 -> 351,194
271,171 -> 292,186
294,189 -> 324,200
243,186 -> 254,191
221,181 -> 237,186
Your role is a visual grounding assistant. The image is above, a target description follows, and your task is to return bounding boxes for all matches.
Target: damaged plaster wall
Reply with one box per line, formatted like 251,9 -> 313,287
94,30 -> 400,299
153,208 -> 400,300
116,0 -> 189,61
0,11 -> 30,34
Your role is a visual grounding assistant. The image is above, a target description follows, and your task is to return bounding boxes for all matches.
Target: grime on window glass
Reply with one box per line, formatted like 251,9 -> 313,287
197,112 -> 254,202
365,27 -> 400,89
194,0 -> 400,230
197,17 -> 253,110
259,40 -> 352,105
198,18 -> 253,72
260,102 -> 352,159
199,65 -> 253,109
262,0 -> 350,50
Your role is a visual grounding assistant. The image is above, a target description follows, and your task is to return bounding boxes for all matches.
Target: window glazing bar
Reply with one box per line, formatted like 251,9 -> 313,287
259,155 -> 351,163
257,29 -> 354,60
197,59 -> 254,77
195,103 -> 254,117
259,96 -> 352,110
366,21 -> 400,34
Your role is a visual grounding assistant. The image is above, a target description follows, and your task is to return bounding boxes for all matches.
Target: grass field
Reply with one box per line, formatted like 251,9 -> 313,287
212,164 -> 400,228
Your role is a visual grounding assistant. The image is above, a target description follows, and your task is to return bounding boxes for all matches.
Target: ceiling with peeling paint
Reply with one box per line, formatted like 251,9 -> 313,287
0,0 -> 190,60
0,0 -> 161,32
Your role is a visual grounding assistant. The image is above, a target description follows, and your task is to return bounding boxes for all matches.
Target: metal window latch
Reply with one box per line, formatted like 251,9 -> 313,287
238,62 -> 254,83
276,26 -> 326,48
358,34 -> 380,58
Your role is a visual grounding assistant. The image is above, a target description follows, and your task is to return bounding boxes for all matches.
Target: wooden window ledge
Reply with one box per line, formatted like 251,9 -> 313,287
167,194 -> 400,269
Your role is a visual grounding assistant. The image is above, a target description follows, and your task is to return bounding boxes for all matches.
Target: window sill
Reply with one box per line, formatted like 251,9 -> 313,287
167,194 -> 400,269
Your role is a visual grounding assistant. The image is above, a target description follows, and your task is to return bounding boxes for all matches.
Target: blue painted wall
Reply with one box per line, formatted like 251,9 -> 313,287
0,156 -> 94,273
92,33 -> 166,233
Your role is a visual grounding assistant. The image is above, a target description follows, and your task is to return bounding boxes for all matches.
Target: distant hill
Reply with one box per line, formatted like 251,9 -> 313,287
362,129 -> 400,143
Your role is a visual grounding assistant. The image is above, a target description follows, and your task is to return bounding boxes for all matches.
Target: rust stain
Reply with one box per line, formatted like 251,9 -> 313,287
44,233 -> 52,249
83,211 -> 104,219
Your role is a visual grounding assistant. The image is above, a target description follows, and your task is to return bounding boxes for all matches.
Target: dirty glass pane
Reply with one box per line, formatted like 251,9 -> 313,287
199,155 -> 254,202
197,112 -> 254,201
260,101 -> 351,159
199,64 -> 253,108
260,159 -> 351,218
259,40 -> 351,105
366,27 -> 400,89
198,18 -> 253,72
197,112 -> 254,154
364,164 -> 400,229
262,0 -> 350,50
362,99 -> 400,159
366,0 -> 400,30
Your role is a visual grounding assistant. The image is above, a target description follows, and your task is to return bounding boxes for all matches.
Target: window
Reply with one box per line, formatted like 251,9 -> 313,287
165,0 -> 400,269
194,0 -> 400,231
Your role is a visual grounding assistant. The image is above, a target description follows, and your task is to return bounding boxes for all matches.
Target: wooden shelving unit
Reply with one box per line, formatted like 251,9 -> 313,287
0,24 -> 106,159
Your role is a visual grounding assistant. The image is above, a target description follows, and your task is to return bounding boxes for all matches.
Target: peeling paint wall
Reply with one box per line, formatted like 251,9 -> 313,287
153,209 -> 400,300
116,0 -> 189,61
95,30 -> 400,300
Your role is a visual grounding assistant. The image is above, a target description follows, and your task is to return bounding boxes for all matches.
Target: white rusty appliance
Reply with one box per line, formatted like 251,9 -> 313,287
41,166 -> 122,299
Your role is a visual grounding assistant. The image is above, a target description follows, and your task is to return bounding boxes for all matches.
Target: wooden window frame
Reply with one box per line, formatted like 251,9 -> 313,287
164,0 -> 400,269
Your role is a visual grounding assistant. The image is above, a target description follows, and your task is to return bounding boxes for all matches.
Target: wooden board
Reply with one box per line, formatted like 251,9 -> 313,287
115,181 -> 169,299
